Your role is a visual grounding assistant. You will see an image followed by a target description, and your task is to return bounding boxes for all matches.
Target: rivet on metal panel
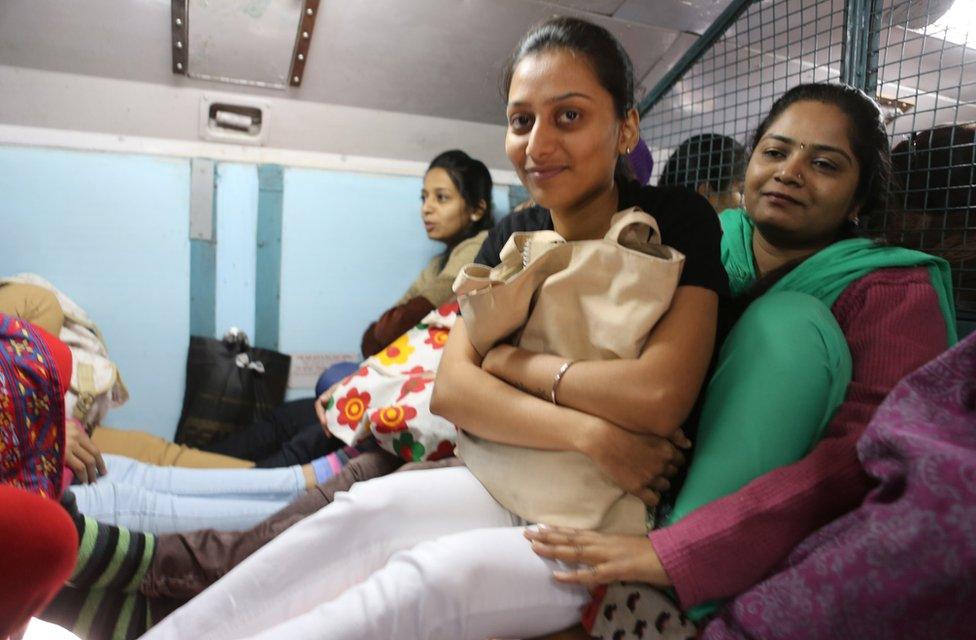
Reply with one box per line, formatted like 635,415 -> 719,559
306,7 -> 313,15
176,41 -> 183,49
176,62 -> 184,70
175,17 -> 182,26
293,76 -> 300,83
298,53 -> 305,61
302,31 -> 309,39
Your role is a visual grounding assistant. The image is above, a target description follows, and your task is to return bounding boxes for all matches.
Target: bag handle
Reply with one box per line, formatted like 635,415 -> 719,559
604,208 -> 662,249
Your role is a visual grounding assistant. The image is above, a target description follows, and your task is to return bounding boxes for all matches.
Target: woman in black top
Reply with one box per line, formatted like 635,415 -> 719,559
145,17 -> 728,640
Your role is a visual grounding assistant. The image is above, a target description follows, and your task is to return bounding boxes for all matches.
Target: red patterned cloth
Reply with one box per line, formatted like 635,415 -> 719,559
0,313 -> 72,499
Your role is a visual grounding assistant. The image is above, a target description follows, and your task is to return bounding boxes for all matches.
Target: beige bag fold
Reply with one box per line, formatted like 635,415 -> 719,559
452,207 -> 685,534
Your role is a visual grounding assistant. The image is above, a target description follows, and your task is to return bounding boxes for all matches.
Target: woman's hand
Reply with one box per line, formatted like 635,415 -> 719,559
480,343 -> 510,376
313,382 -> 341,436
525,526 -> 672,590
580,420 -> 690,506
65,418 -> 107,484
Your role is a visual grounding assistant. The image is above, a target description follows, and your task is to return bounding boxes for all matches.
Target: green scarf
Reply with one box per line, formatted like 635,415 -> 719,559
719,208 -> 958,345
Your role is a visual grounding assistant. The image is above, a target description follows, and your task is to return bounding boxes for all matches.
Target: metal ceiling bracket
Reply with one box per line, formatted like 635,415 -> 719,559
171,0 -> 189,75
288,0 -> 321,87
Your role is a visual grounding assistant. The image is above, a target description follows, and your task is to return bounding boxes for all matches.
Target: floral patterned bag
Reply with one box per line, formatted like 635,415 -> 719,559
323,301 -> 459,462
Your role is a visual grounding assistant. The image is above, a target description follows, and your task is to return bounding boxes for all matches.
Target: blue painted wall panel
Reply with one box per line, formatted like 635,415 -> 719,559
278,169 -> 438,358
0,146 -> 511,427
214,163 -> 259,341
0,146 -> 190,439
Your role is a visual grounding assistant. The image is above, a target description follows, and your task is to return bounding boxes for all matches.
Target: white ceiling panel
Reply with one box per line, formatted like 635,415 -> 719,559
542,0 -> 629,16
0,0 -> 705,126
614,0 -> 734,35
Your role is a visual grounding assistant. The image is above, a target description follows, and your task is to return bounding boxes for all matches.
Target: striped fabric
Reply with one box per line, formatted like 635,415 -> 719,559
42,506 -> 156,640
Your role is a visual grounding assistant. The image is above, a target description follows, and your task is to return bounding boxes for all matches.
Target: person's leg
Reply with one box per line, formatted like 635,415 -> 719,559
141,449 -> 407,600
670,291 -> 852,522
254,422 -> 339,468
41,491 -> 156,639
69,481 -> 297,534
141,467 -> 524,640
92,426 -> 254,469
42,584 -> 149,640
97,454 -> 304,500
240,526 -> 590,640
581,292 -> 854,636
202,398 -> 326,462
69,456 -> 306,534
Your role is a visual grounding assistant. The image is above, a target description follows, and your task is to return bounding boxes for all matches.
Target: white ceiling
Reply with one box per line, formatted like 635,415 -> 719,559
0,0 -> 736,126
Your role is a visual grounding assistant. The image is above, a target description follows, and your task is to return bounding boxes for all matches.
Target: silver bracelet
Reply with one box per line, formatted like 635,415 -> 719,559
550,360 -> 575,405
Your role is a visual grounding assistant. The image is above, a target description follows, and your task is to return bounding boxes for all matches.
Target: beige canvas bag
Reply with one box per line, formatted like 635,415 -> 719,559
452,207 -> 684,534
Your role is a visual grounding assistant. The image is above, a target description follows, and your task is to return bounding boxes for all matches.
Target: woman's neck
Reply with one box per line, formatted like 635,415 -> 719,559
550,182 -> 620,241
751,231 -> 819,277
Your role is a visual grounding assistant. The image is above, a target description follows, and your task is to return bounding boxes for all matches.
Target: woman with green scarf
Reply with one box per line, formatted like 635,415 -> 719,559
528,83 -> 957,639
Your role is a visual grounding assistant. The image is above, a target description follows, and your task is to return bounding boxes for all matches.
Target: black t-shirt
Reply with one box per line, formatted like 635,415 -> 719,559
474,179 -> 730,297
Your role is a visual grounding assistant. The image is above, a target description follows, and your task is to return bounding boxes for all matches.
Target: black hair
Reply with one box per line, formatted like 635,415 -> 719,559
894,123 -> 976,214
885,124 -> 976,308
426,150 -> 495,264
734,84 -> 893,311
502,16 -> 636,182
752,82 -> 892,238
659,134 -> 747,194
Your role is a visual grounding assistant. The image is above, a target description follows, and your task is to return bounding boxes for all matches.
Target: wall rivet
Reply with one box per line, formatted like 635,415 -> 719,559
176,41 -> 183,49
175,17 -> 183,26
297,53 -> 305,61
306,7 -> 313,15
293,76 -> 300,83
176,62 -> 184,71
302,31 -> 309,39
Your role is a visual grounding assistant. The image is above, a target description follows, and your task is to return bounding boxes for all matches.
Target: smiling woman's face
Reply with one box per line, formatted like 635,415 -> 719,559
504,48 -> 626,215
744,100 -> 862,249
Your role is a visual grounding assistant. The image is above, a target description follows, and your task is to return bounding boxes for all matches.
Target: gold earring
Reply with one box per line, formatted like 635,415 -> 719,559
625,146 -> 631,155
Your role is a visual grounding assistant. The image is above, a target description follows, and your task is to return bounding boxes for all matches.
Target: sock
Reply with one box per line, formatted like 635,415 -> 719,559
60,492 -> 155,593
310,442 -> 372,484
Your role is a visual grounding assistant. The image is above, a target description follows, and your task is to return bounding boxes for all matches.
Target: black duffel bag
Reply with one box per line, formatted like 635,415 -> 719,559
174,329 -> 291,448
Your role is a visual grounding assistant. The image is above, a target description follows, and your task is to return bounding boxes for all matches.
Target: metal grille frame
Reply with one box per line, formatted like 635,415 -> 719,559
640,0 -> 976,320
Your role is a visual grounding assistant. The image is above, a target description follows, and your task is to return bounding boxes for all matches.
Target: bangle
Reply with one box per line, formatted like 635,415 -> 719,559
550,360 -> 575,405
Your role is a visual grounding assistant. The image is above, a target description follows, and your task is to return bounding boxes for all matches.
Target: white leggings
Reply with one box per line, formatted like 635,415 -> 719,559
141,467 -> 589,640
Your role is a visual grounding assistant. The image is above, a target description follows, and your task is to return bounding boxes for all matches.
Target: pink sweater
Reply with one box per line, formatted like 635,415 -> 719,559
649,267 -> 949,607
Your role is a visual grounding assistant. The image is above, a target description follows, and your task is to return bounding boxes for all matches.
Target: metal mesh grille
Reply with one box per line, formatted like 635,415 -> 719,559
640,0 -> 976,319
872,0 -> 976,317
642,0 -> 847,200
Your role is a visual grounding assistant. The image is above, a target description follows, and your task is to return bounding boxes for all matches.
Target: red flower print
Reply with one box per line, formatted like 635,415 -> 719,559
370,404 -> 418,434
335,388 -> 371,428
397,369 -> 434,401
437,301 -> 460,317
429,440 -> 456,461
424,327 -> 450,350
340,366 -> 370,387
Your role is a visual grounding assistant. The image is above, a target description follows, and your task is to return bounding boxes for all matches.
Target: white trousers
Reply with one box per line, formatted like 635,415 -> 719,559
141,467 -> 589,640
